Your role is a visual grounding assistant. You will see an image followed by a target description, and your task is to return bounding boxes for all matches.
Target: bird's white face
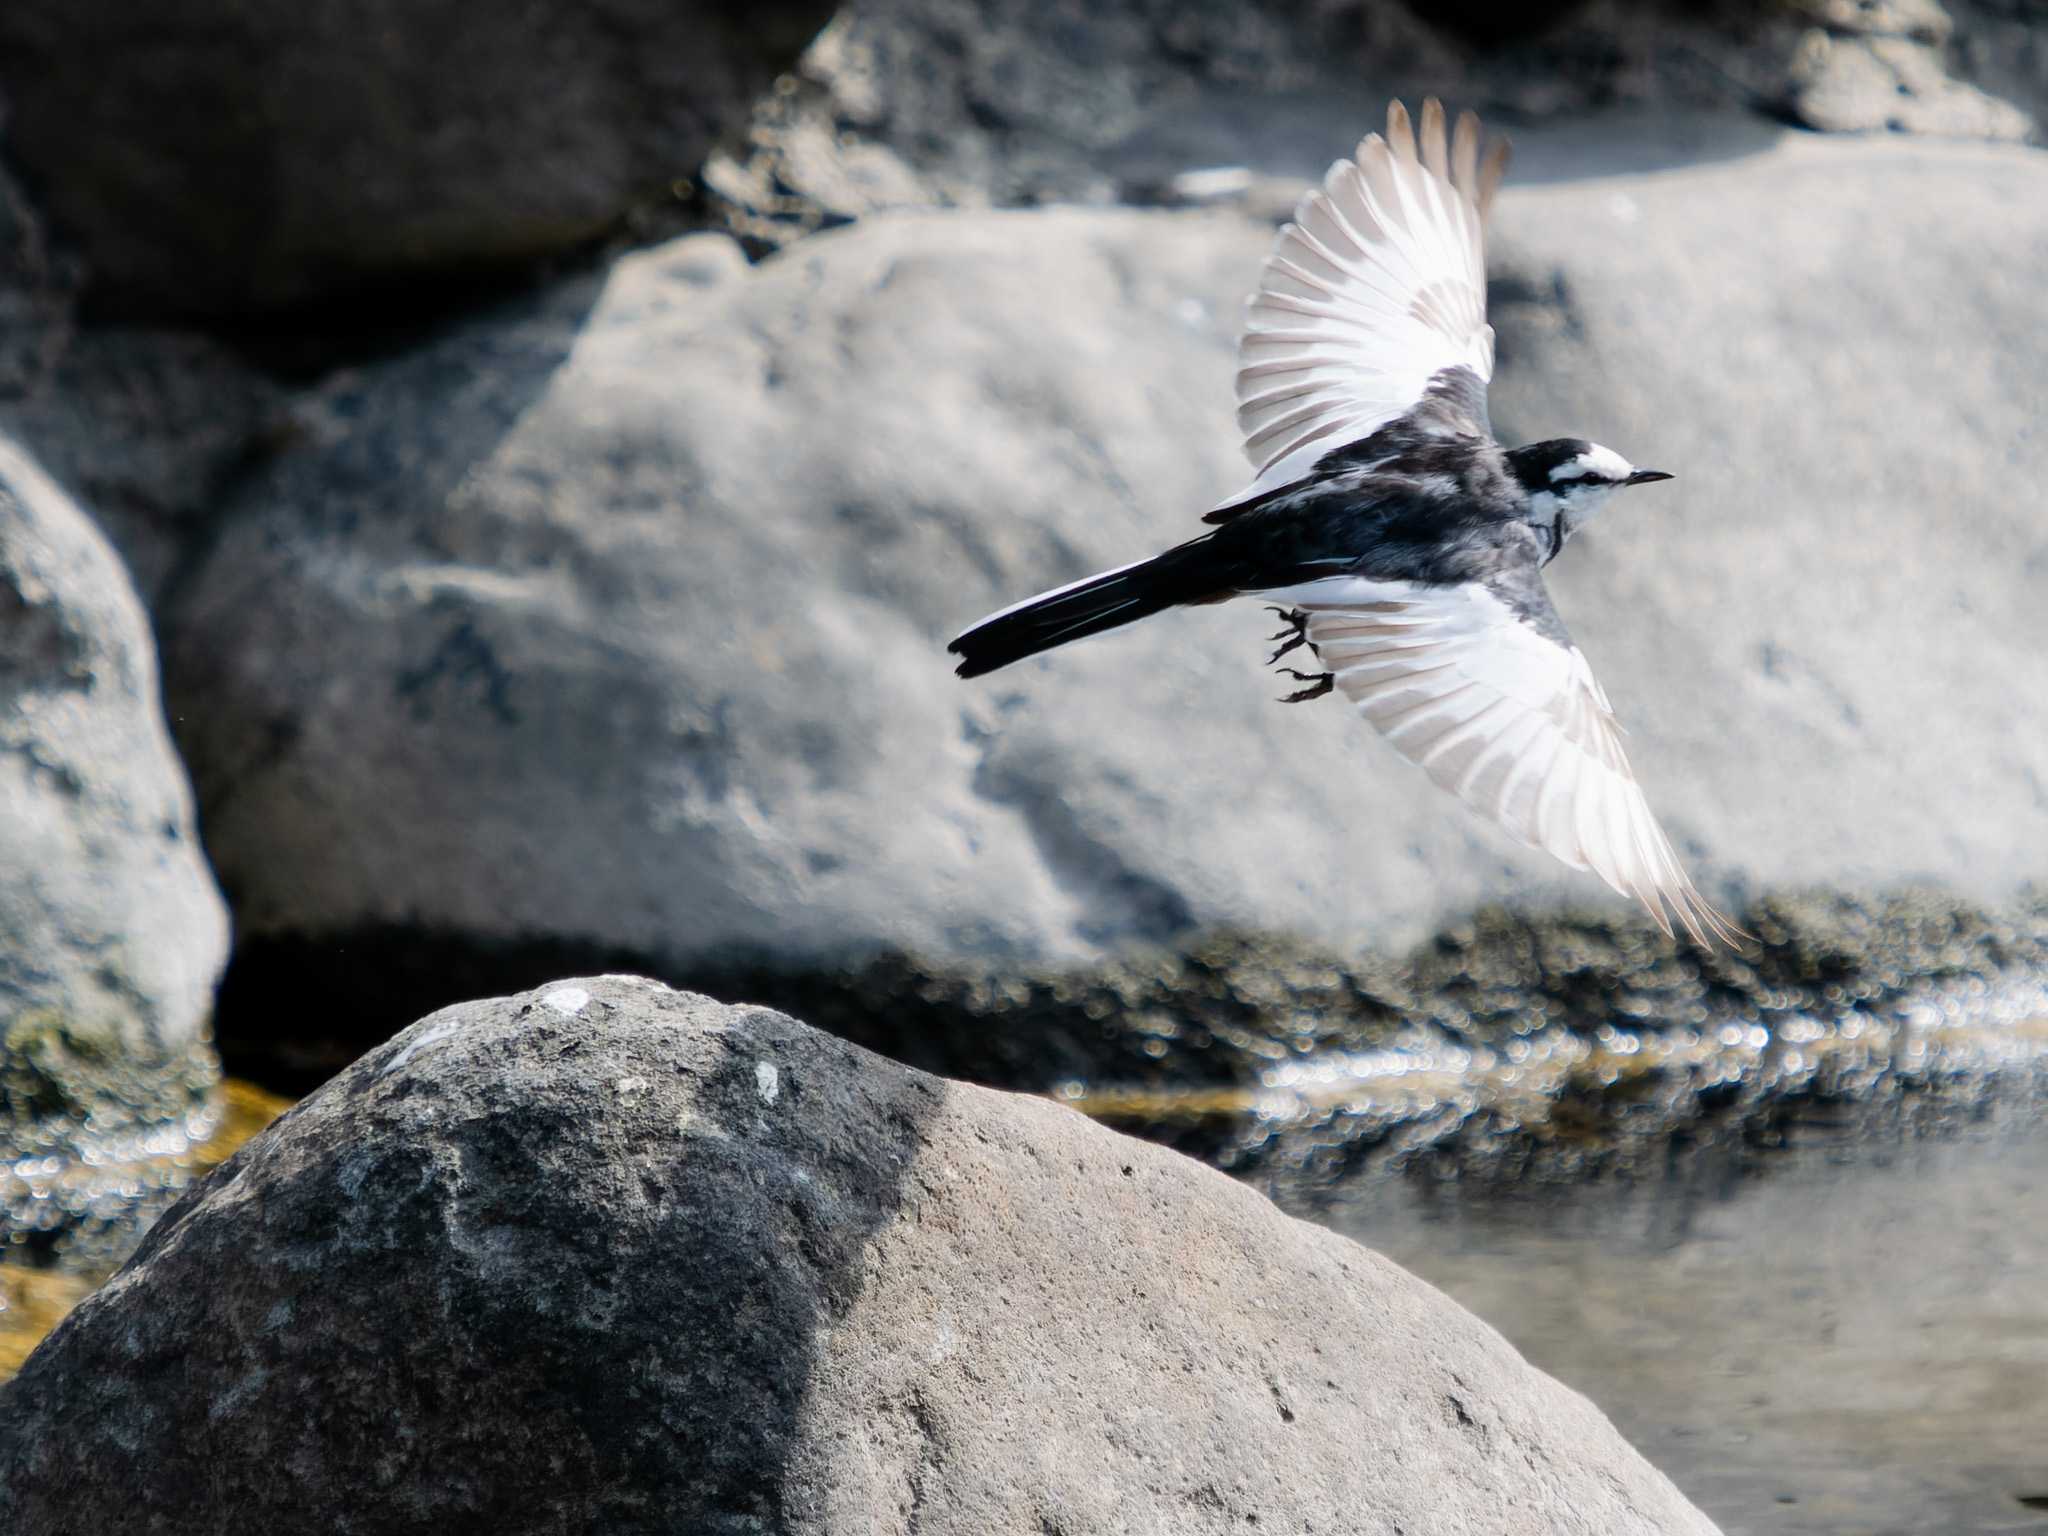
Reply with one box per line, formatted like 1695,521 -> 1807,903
1523,443 -> 1667,544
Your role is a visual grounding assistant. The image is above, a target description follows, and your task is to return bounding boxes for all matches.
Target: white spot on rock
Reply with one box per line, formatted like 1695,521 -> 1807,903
615,1076 -> 649,1096
543,986 -> 591,1016
381,1019 -> 461,1075
755,1061 -> 780,1105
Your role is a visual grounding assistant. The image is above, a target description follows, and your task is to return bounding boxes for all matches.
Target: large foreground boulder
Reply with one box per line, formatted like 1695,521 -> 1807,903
0,976 -> 1719,1533
164,131 -> 2048,989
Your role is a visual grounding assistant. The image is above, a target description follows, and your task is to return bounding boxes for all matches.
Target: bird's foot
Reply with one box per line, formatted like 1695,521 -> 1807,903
1265,606 -> 1312,665
1267,608 -> 1329,698
1277,668 -> 1334,704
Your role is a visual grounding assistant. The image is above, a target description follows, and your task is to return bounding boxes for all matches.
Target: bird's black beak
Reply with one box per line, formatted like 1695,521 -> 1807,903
1625,469 -> 1674,486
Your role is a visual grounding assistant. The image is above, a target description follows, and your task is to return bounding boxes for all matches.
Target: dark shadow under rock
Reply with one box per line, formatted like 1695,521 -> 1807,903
208,890 -> 2048,1203
0,0 -> 835,318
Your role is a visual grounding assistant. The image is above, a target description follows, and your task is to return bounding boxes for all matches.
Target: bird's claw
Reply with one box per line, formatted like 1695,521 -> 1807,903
1266,605 -> 1312,666
1267,608 -> 1327,698
1277,668 -> 1334,704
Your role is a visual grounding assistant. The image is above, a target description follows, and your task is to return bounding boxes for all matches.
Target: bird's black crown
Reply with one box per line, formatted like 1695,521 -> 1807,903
1504,438 -> 1598,493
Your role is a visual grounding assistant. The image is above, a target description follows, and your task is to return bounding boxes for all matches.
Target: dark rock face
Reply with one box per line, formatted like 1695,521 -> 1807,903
0,0 -> 832,317
0,135 -> 285,599
0,977 -> 1720,1534
0,324 -> 283,602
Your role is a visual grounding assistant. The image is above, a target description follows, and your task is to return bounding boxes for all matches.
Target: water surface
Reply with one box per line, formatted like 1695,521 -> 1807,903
1330,1122 -> 2048,1536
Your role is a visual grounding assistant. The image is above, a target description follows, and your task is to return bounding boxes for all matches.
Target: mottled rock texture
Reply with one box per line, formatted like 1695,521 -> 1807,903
0,437 -> 226,1063
0,105 -> 283,598
708,0 -> 2045,245
0,976 -> 1720,1535
4,2 -> 2040,316
0,436 -> 228,1260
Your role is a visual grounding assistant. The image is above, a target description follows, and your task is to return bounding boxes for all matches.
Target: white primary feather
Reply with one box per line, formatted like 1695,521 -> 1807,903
1220,99 -> 1510,511
1257,575 -> 1742,947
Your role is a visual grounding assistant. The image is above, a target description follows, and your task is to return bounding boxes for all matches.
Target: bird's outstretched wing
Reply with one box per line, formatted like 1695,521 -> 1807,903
1263,571 -> 1743,948
1223,99 -> 1509,511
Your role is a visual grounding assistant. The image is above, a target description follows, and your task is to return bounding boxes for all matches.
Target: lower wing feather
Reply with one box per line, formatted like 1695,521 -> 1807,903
1259,574 -> 1743,948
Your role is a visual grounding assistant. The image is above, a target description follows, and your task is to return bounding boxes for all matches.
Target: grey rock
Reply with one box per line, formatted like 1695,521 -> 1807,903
0,0 -> 833,317
162,131 -> 2048,982
0,111 -> 285,598
0,151 -> 70,403
0,435 -> 228,1258
0,435 -> 227,1059
707,0 -> 1337,244
1784,25 -> 2032,138
708,0 -> 2042,247
165,216 -> 1286,969
0,330 -> 286,602
0,975 -> 1721,1534
1480,131 -> 2048,912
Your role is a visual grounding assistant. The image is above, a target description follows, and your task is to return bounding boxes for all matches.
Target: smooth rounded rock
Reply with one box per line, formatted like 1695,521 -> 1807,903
1480,132 -> 2048,907
0,976 -> 1720,1534
0,435 -> 229,1260
0,435 -> 227,1063
162,133 -> 2048,988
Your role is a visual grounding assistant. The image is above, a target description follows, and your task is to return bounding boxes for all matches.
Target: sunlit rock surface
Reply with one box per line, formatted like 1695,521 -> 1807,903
709,0 -> 2043,246
163,133 -> 2048,1006
0,437 -> 230,1266
0,977 -> 1719,1535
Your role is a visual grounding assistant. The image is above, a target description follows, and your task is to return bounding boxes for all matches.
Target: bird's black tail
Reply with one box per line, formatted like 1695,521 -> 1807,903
949,538 -> 1233,679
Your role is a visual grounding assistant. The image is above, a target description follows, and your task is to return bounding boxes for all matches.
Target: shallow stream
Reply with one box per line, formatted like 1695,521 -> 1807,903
1336,1121 -> 2048,1536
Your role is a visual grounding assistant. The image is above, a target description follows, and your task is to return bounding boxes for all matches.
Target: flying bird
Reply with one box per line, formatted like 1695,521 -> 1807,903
948,99 -> 1739,947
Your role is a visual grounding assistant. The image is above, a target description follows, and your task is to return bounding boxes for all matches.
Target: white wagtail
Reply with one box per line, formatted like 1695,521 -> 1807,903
949,99 -> 1740,946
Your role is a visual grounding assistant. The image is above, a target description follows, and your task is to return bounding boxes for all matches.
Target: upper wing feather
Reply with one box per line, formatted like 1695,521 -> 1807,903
1224,99 -> 1509,510
1260,573 -> 1743,948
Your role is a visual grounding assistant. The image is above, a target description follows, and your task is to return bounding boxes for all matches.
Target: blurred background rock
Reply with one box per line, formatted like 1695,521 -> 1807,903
2,2 -> 2046,1530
